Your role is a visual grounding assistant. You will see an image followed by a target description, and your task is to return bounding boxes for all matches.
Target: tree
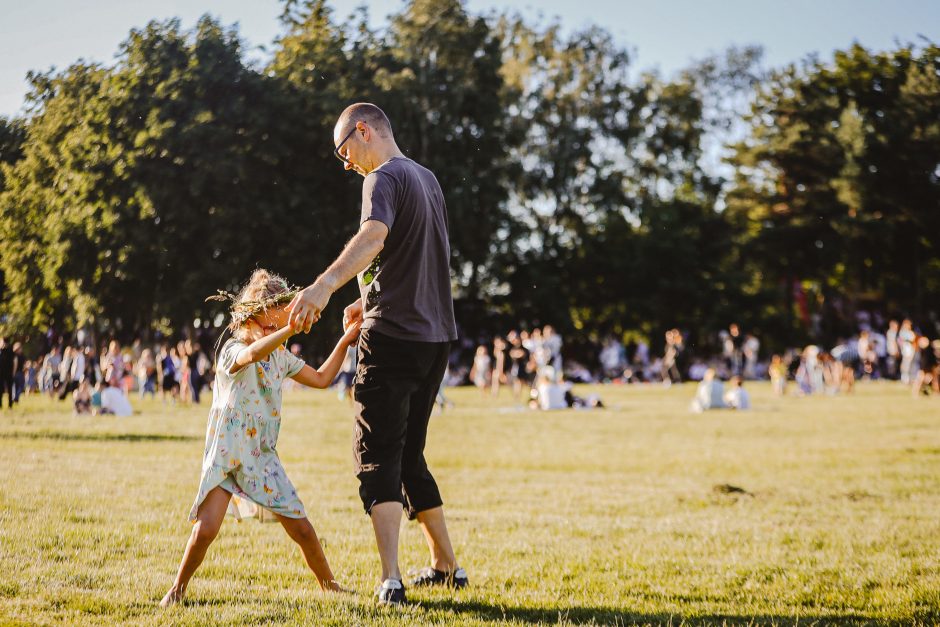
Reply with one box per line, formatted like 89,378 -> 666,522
0,18 -> 319,339
726,44 -> 940,341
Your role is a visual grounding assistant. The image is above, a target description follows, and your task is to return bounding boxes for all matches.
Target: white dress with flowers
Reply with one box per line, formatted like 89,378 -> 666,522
188,339 -> 307,521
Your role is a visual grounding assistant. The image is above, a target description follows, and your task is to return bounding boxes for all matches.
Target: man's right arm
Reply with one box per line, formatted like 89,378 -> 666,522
287,220 -> 388,333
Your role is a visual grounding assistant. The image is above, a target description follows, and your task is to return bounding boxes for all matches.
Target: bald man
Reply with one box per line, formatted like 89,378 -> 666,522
288,103 -> 467,605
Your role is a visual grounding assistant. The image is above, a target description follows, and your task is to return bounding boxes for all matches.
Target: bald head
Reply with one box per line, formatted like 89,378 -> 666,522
335,103 -> 393,139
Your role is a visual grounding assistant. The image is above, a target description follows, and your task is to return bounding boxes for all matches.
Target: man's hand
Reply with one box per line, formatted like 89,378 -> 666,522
343,299 -> 363,331
286,281 -> 331,333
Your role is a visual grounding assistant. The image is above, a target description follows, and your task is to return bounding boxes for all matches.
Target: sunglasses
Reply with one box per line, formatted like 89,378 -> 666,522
333,126 -> 358,165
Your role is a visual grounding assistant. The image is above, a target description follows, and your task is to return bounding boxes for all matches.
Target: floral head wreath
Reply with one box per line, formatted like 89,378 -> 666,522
205,279 -> 301,333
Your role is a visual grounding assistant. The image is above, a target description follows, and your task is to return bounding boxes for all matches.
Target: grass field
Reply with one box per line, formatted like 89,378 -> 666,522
0,381 -> 938,626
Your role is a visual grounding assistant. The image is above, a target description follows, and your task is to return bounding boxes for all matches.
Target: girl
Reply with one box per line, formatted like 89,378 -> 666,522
469,345 -> 491,397
160,269 -> 360,606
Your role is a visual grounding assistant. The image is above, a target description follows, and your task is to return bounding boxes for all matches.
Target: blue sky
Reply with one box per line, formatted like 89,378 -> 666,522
1,0 -> 938,117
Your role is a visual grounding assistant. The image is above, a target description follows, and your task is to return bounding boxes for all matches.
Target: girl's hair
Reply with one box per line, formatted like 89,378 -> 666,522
230,269 -> 294,340
207,269 -> 299,345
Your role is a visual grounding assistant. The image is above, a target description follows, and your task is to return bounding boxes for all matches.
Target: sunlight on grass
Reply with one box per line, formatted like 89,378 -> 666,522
0,383 -> 938,626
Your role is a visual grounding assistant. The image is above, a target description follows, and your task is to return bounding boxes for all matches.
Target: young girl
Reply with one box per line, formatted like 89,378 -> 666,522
160,269 -> 360,607
469,345 -> 491,397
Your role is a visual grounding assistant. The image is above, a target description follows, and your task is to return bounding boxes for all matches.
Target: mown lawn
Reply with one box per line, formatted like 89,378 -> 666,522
0,382 -> 938,626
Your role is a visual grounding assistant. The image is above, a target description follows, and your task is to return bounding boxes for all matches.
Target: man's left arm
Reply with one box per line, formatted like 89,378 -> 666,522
287,220 -> 389,333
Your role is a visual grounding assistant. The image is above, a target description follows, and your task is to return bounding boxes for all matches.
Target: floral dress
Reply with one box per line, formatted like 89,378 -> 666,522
188,339 -> 307,522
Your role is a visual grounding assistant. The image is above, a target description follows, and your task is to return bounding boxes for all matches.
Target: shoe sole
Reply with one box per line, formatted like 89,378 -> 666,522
411,578 -> 469,589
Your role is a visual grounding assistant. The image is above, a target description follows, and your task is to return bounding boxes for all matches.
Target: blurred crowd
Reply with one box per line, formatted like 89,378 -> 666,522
459,324 -> 601,410
454,315 -> 940,406
1,312 -> 937,416
0,335 -> 215,416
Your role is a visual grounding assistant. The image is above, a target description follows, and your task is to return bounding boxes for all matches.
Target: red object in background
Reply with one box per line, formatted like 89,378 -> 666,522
792,280 -> 810,327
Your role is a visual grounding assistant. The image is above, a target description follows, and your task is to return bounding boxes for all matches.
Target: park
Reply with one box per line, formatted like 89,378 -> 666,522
1,0 -> 939,625
0,383 -> 938,624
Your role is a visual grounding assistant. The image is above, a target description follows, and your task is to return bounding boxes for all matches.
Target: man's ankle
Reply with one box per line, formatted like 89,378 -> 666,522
430,560 -> 457,572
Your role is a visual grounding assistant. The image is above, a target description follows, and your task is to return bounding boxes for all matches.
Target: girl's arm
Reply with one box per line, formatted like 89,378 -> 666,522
231,325 -> 296,374
290,322 -> 361,389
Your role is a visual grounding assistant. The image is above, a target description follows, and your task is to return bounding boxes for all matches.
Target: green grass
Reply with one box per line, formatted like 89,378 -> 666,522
0,382 -> 938,626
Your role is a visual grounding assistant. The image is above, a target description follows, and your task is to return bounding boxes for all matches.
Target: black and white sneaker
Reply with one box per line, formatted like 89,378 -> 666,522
410,566 -> 469,589
375,578 -> 407,606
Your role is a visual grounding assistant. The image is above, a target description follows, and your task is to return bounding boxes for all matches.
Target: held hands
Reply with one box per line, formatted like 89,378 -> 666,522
286,281 -> 332,333
341,319 -> 363,346
342,299 -> 363,332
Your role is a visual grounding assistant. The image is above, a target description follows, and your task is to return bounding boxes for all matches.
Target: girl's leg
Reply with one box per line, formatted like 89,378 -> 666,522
160,486 -> 231,607
275,514 -> 342,591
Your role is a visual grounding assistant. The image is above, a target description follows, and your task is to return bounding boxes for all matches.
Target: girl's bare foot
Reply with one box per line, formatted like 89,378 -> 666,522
159,586 -> 184,607
323,580 -> 353,593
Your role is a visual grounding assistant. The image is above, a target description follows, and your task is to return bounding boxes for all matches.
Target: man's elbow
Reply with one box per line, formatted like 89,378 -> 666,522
362,221 -> 389,251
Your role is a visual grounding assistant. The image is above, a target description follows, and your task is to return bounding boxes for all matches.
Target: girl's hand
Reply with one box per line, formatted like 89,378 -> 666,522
288,317 -> 305,334
342,299 -> 363,331
341,320 -> 362,346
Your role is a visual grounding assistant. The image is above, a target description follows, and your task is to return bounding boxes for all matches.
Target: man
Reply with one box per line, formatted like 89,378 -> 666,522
728,323 -> 744,376
287,103 -> 466,605
661,329 -> 682,385
11,342 -> 25,404
0,338 -> 13,408
885,319 -> 900,379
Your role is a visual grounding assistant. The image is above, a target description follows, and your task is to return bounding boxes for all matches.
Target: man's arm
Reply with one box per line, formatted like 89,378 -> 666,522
287,220 -> 388,333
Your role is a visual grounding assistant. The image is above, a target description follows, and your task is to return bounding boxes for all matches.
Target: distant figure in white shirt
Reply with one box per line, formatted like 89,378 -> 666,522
100,378 -> 133,417
724,376 -> 751,410
530,367 -> 603,410
691,368 -> 726,413
534,367 -> 568,410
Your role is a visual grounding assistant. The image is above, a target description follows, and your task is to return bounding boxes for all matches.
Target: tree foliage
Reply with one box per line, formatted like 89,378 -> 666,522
0,1 -> 937,355
726,44 -> 940,343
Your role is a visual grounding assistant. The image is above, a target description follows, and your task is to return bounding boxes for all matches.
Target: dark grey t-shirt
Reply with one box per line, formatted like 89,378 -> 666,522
358,157 -> 457,343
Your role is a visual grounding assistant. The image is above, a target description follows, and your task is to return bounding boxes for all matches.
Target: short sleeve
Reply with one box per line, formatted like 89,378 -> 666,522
280,347 -> 306,378
360,171 -> 397,230
218,339 -> 246,375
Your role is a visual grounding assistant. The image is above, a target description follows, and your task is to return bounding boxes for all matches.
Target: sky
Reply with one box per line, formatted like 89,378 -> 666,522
2,0 -> 939,118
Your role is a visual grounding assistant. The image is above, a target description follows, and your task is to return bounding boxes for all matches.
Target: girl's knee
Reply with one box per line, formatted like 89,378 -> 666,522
287,519 -> 316,544
192,519 -> 222,545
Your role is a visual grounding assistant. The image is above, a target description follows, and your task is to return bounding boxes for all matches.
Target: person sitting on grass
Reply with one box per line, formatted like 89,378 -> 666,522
529,367 -> 603,410
723,376 -> 751,410
530,367 -> 568,410
72,379 -> 92,415
99,373 -> 133,417
160,269 -> 361,607
690,368 -> 726,413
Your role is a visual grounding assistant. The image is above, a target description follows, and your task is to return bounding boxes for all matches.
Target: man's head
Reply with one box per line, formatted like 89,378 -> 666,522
333,103 -> 396,176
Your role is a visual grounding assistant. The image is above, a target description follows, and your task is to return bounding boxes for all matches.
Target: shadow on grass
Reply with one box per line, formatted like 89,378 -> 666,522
419,598 -> 934,626
0,430 -> 197,443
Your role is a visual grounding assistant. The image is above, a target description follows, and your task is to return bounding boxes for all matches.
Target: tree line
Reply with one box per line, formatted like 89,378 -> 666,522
1,0 -> 938,356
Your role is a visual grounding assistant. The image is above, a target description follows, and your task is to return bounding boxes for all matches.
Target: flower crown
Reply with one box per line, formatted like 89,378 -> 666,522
206,280 -> 301,332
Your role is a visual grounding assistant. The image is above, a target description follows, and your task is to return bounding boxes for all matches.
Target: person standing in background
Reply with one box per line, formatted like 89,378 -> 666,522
0,338 -> 14,409
11,342 -> 25,404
